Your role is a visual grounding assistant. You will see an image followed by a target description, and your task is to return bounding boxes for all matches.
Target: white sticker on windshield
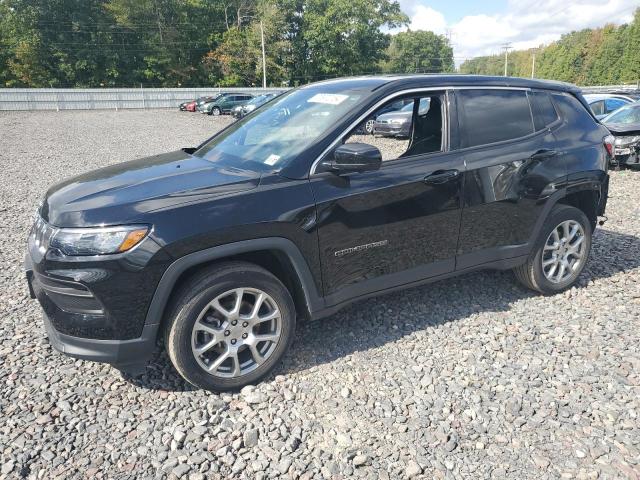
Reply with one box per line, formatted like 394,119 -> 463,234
265,154 -> 281,166
308,93 -> 349,105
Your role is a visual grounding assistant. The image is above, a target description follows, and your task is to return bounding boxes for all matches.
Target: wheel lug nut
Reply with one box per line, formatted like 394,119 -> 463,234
242,333 -> 248,339
242,322 -> 248,327
224,330 -> 230,336
231,339 -> 237,345
231,320 -> 237,326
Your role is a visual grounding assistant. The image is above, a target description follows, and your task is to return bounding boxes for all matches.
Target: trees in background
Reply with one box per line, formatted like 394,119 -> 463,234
0,0 -> 456,87
1,2 -> 638,88
460,9 -> 640,85
383,30 -> 454,74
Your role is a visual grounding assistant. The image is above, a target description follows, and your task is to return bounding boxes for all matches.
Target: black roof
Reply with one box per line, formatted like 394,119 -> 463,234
307,74 -> 580,94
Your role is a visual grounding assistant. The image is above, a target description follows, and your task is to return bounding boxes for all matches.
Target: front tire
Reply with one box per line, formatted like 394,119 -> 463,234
514,205 -> 592,294
165,262 -> 296,392
209,106 -> 221,116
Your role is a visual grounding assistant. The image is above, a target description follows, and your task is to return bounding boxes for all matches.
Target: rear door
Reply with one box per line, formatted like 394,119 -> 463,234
455,88 -> 564,269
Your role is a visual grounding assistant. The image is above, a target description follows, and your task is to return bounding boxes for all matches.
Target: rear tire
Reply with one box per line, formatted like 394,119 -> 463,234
514,205 -> 592,294
164,262 -> 296,392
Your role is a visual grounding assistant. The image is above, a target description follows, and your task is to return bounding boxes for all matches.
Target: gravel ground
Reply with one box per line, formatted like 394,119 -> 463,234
1,109 -> 639,480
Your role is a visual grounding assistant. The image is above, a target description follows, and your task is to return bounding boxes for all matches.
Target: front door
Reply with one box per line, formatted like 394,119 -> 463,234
310,91 -> 464,306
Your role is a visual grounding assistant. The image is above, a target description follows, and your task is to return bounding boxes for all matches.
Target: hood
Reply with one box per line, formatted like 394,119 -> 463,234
42,150 -> 260,227
376,111 -> 412,122
604,122 -> 640,136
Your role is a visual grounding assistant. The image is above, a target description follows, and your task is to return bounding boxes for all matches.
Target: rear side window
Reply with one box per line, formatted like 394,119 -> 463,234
458,89 -> 534,148
529,91 -> 559,131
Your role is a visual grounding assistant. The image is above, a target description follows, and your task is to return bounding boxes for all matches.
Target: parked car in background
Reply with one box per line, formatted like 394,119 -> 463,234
203,93 -> 254,115
584,94 -> 634,119
234,93 -> 280,119
356,98 -> 412,134
374,98 -> 430,137
602,101 -> 640,168
26,75 -> 611,392
180,100 -> 197,112
194,95 -> 221,112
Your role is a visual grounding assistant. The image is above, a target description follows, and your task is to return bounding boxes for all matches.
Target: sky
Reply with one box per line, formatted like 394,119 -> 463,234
396,0 -> 639,64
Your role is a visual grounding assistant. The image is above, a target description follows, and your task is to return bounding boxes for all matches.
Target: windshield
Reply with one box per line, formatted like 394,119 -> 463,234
248,95 -> 268,105
195,88 -> 365,172
603,104 -> 640,124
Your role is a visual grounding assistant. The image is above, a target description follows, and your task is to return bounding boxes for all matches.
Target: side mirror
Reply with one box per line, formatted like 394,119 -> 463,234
323,143 -> 382,174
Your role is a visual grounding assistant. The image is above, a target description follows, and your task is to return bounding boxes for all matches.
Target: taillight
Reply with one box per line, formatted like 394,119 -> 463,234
604,134 -> 615,158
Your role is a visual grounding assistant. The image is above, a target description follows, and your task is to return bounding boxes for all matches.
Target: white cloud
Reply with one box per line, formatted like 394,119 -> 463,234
397,0 -> 639,66
408,5 -> 447,34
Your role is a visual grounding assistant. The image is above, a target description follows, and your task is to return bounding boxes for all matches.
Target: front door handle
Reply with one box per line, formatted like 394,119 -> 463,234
424,169 -> 460,185
530,149 -> 558,160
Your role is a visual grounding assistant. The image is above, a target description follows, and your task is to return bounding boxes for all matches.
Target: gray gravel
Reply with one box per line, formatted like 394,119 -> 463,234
1,109 -> 639,479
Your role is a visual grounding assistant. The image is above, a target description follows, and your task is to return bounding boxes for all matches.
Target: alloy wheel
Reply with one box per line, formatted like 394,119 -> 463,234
365,119 -> 375,134
190,288 -> 282,378
542,220 -> 586,283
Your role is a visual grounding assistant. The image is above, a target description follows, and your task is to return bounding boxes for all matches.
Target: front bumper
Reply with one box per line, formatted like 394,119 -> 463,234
25,253 -> 160,372
42,310 -> 158,372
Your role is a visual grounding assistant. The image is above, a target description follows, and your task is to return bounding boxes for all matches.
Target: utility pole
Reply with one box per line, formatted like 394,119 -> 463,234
241,15 -> 267,89
259,20 -> 266,89
531,52 -> 536,78
501,43 -> 512,77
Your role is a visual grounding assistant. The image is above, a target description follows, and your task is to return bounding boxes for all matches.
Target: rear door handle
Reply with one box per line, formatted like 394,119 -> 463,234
530,149 -> 558,160
424,169 -> 460,185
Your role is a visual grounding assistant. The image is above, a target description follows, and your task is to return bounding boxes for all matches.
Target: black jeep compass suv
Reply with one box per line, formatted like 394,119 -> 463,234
26,75 -> 611,392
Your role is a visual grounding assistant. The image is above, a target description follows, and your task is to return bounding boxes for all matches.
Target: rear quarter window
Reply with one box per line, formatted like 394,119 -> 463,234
552,93 -> 600,130
458,89 -> 534,148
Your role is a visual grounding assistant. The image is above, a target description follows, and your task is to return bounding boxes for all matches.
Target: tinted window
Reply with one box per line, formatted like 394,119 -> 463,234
458,89 -> 534,148
530,91 -> 559,131
552,93 -> 599,130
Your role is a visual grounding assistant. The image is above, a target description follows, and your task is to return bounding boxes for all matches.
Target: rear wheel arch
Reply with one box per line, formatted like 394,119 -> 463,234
558,188 -> 601,231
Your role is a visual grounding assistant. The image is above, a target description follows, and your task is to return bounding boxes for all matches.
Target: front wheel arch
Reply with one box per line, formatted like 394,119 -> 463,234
146,239 -> 322,342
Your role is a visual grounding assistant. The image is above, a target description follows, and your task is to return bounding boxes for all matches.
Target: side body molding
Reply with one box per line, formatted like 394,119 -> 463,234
144,237 -> 324,328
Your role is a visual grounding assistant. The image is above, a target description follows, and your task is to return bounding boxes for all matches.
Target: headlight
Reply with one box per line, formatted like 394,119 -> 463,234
50,225 -> 149,256
613,135 -> 640,147
245,105 -> 256,112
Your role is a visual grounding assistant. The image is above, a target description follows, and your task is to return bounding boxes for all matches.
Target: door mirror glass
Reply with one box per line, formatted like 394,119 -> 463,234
324,143 -> 382,174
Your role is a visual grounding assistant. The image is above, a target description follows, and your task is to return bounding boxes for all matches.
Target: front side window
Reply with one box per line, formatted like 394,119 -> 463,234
343,93 -> 445,161
196,88 -> 366,171
458,89 -> 534,148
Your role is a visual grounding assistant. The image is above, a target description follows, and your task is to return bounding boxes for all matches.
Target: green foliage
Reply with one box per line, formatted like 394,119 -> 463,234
460,9 -> 640,86
0,0 -> 409,87
382,30 -> 454,74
